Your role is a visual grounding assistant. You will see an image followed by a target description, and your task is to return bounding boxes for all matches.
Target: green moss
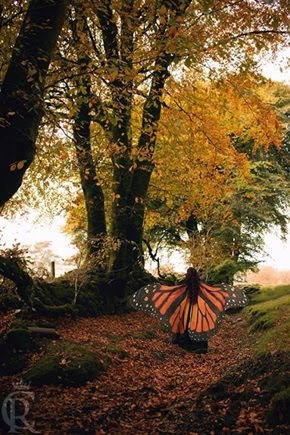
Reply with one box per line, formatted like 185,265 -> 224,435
23,341 -> 110,386
267,386 -> 290,425
10,319 -> 36,329
77,290 -> 101,316
255,322 -> 290,354
130,330 -> 157,340
0,329 -> 31,375
246,285 -> 290,353
248,310 -> 275,332
33,280 -> 75,306
34,299 -> 77,318
249,285 -> 290,305
103,342 -> 128,359
247,294 -> 290,331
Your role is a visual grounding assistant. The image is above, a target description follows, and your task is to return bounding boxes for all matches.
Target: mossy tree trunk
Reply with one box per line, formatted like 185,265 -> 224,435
0,0 -> 67,207
0,255 -> 33,306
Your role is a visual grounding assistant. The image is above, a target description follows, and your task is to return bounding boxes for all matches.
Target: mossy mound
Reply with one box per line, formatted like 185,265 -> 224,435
23,341 -> 111,386
33,299 -> 77,318
1,266 -> 157,317
175,351 -> 290,434
33,277 -> 124,316
268,386 -> 290,425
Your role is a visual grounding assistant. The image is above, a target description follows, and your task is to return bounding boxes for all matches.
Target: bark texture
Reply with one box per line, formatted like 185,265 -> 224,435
0,0 -> 67,206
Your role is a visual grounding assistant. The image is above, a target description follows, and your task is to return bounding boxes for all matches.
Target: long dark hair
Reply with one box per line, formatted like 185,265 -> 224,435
183,267 -> 200,302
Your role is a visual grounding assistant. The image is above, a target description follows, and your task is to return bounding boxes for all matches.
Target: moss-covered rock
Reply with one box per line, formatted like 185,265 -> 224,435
23,341 -> 110,386
33,279 -> 75,306
267,387 -> 290,425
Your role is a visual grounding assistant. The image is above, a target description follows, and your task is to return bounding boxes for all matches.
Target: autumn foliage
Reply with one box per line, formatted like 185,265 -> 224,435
1,0 -> 290,288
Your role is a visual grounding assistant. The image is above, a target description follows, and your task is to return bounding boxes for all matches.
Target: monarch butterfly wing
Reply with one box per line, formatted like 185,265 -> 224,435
223,284 -> 248,310
187,282 -> 248,341
132,283 -> 190,334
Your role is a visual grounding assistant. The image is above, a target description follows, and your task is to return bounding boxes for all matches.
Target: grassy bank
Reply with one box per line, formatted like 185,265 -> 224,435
246,284 -> 290,353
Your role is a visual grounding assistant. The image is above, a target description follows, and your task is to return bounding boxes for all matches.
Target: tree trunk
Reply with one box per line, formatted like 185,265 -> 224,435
107,1 -> 192,276
70,7 -> 107,262
90,0 -> 192,282
0,0 -> 67,207
113,54 -> 172,274
95,0 -> 135,277
73,75 -> 107,258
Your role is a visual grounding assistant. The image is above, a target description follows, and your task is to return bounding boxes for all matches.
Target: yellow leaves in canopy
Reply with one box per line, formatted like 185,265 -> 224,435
147,74 -> 283,234
213,75 -> 283,150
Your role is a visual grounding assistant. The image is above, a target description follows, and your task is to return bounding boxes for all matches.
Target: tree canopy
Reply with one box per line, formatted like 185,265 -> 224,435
1,0 -> 290,287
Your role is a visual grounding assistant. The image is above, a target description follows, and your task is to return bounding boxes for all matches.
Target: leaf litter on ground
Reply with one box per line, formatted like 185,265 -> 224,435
0,310 -> 289,434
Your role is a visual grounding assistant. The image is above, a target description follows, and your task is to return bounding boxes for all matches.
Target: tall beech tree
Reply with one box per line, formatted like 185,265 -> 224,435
66,0 -> 289,278
0,0 -> 67,207
145,78 -> 290,279
3,1 -> 289,290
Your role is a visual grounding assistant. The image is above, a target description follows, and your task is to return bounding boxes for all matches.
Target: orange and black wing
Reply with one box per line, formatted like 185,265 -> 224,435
132,283 -> 192,334
187,282 -> 248,341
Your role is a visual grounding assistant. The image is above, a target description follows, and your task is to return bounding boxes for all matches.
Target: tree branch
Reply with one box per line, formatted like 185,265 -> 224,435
0,255 -> 33,306
142,238 -> 164,278
92,0 -> 119,69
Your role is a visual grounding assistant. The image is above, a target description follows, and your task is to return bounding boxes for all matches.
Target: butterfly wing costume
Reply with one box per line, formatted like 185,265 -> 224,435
132,270 -> 248,341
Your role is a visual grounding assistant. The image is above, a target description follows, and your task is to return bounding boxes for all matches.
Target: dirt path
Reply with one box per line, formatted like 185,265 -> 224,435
2,311 -> 255,434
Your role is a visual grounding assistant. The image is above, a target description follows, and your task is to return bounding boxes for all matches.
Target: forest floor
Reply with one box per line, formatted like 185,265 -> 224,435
1,310 -> 290,435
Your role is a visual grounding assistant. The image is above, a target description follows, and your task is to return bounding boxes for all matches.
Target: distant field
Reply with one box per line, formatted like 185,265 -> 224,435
245,266 -> 290,286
